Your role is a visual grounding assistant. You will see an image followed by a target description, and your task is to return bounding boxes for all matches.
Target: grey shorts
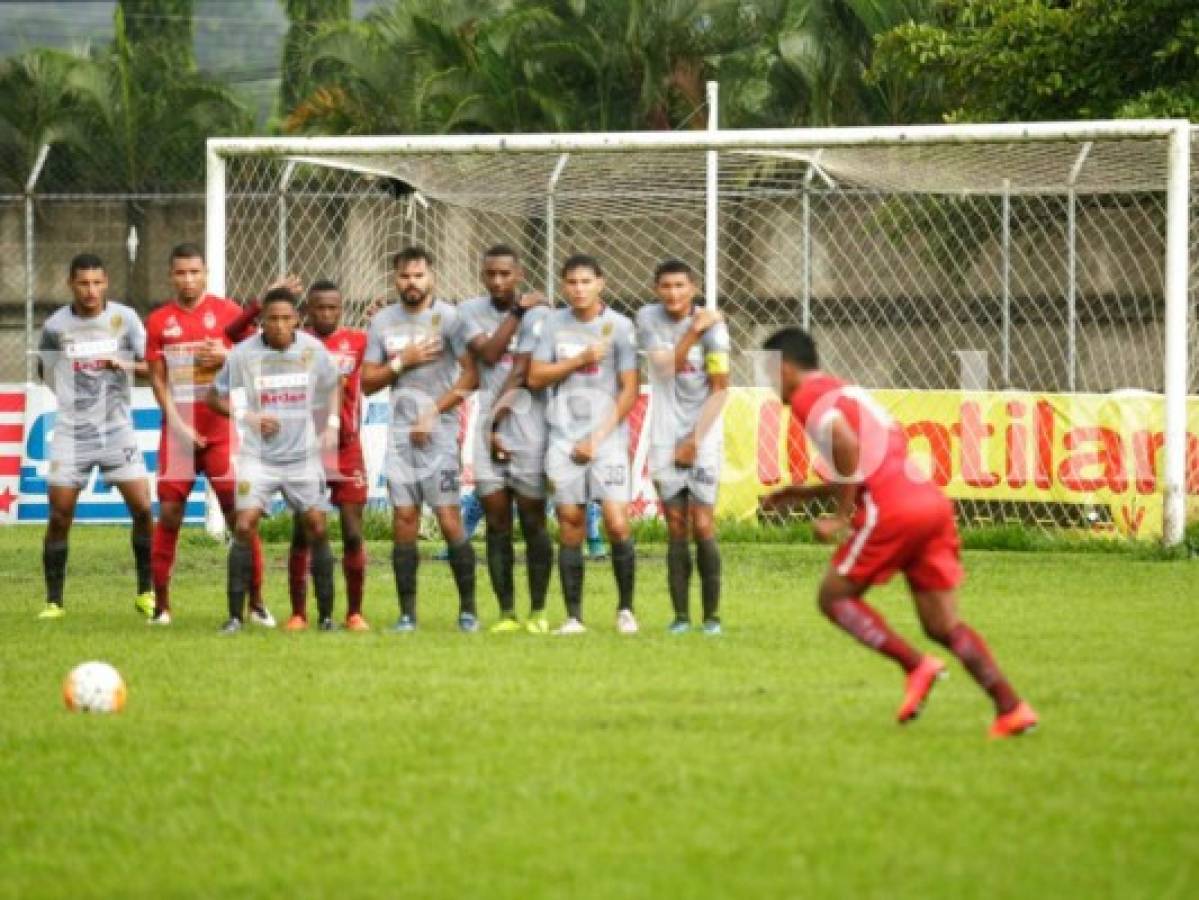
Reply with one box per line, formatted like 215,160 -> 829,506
650,445 -> 721,508
234,461 -> 327,513
385,445 -> 461,510
545,441 -> 629,506
473,443 -> 547,501
48,437 -> 147,489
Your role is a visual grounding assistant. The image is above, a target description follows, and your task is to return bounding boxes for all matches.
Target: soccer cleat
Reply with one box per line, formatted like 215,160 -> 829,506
554,617 -> 587,635
135,592 -> 155,618
37,603 -> 65,620
989,701 -> 1039,739
458,612 -> 480,633
667,618 -> 691,635
345,613 -> 370,632
147,609 -> 172,626
317,617 -> 337,632
489,616 -> 522,634
897,655 -> 948,724
525,614 -> 549,635
702,618 -> 723,636
390,614 -> 417,633
616,609 -> 639,635
248,605 -> 276,629
284,614 -> 309,632
219,617 -> 243,634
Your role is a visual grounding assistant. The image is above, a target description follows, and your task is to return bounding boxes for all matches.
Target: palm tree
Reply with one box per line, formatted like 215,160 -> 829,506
278,0 -> 351,119
0,48 -> 88,192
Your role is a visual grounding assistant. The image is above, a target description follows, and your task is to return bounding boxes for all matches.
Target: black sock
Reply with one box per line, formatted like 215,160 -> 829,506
392,543 -> 418,620
559,544 -> 584,621
311,539 -> 336,621
524,525 -> 553,614
447,539 -> 477,617
131,532 -> 152,595
666,539 -> 692,621
227,539 -> 252,621
485,530 -> 515,615
696,538 -> 722,622
611,539 -> 635,612
43,539 -> 68,605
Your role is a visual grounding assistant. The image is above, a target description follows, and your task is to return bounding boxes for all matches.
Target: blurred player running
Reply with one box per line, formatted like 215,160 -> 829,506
361,247 -> 479,633
208,287 -> 341,633
528,255 -> 639,635
36,253 -> 154,619
458,245 -> 554,634
636,259 -> 730,635
284,280 -> 371,631
144,243 -> 270,625
759,328 -> 1038,738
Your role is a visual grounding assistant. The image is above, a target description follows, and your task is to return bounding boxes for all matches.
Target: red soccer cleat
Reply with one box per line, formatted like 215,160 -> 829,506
345,613 -> 370,632
989,701 -> 1039,739
897,655 -> 948,724
284,614 -> 308,632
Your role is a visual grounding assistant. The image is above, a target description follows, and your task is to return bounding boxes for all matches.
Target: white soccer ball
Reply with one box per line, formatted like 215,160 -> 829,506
62,661 -> 127,714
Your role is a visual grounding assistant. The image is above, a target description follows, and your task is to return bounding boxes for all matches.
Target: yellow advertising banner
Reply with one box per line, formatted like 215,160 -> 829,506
717,388 -> 1199,539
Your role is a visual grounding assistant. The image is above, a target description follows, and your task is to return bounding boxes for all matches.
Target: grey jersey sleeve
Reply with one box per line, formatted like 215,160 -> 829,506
364,315 -> 387,364
634,307 -> 654,354
212,354 -> 234,396
36,322 -> 61,385
614,317 -> 637,374
517,307 -> 548,355
704,321 -> 732,356
445,306 -> 469,359
126,311 -> 148,360
533,314 -> 556,362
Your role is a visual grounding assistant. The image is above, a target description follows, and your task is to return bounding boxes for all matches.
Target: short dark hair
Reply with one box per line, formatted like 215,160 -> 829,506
308,279 -> 340,295
483,243 -> 520,264
69,253 -> 105,277
562,253 -> 602,278
262,286 -> 297,307
393,246 -> 432,269
653,258 -> 694,282
763,327 -> 819,370
169,242 -> 204,264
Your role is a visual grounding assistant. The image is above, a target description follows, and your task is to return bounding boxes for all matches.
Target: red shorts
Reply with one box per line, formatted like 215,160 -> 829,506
156,432 -> 237,508
328,439 -> 368,506
831,488 -> 963,592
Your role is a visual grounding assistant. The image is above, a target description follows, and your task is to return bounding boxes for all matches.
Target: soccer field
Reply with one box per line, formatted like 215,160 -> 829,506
1,527 -> 1195,899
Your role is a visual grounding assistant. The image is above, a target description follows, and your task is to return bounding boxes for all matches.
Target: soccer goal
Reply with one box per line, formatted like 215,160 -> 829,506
207,119 -> 1195,545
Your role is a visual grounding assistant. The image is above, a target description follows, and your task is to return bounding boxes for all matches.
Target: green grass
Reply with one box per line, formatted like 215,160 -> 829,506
1,526 -> 1196,899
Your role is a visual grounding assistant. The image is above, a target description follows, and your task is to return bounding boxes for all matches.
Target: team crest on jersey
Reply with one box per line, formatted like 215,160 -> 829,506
601,322 -> 613,338
109,314 -> 123,333
163,315 -> 182,339
203,311 -> 216,330
237,480 -> 252,496
300,349 -> 314,367
430,313 -> 442,329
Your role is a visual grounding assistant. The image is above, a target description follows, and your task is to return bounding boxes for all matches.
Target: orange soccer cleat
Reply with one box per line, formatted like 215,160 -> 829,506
345,613 -> 370,632
897,655 -> 948,724
284,614 -> 309,632
989,701 -> 1039,739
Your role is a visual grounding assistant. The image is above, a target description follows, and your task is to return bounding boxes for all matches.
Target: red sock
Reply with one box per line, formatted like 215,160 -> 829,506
947,623 -> 1020,715
288,547 -> 309,618
824,598 -> 923,672
151,522 -> 179,612
343,545 -> 367,616
249,532 -> 265,607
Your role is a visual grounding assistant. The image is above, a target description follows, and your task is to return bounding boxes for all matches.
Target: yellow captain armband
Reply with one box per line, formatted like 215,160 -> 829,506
705,352 -> 730,376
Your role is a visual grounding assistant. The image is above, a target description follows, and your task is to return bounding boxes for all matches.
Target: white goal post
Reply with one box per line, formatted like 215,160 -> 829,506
206,119 -> 1194,546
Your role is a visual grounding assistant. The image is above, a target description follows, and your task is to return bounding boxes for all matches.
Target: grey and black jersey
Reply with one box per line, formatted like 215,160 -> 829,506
213,331 -> 340,466
533,305 -> 637,451
38,301 -> 145,454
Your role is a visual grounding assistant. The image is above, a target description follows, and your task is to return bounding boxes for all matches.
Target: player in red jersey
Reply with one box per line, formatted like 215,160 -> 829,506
282,280 -> 371,631
759,328 -> 1037,739
143,243 -> 270,626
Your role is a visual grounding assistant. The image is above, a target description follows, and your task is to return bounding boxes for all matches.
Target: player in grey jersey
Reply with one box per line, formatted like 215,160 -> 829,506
528,254 -> 639,635
636,259 -> 731,635
459,244 -> 555,634
35,253 -> 154,620
361,246 -> 480,633
208,286 -> 341,633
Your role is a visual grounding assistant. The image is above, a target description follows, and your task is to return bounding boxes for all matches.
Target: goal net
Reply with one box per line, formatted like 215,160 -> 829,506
209,123 -> 1196,545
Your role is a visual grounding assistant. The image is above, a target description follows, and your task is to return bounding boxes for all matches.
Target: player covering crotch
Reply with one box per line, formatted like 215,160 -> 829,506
636,259 -> 730,635
36,253 -> 155,620
207,286 -> 342,633
527,254 -> 639,635
143,243 -> 270,626
277,280 -> 373,631
360,247 -> 480,633
758,328 -> 1038,739
459,244 -> 556,634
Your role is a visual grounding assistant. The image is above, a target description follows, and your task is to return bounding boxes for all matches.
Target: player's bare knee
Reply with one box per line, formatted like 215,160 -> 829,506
690,509 -> 715,542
